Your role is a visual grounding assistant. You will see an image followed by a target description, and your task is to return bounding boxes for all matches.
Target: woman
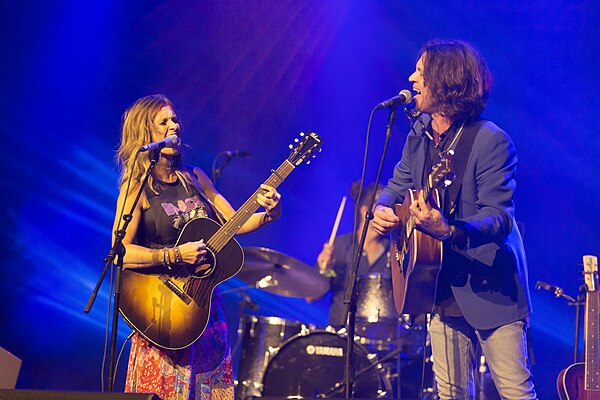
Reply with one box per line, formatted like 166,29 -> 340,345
113,94 -> 281,400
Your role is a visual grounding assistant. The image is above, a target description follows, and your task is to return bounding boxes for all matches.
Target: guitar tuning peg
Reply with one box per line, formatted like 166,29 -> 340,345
312,155 -> 316,158
294,138 -> 299,143
288,144 -> 293,149
319,148 -> 322,152
300,132 -> 305,137
306,160 -> 311,165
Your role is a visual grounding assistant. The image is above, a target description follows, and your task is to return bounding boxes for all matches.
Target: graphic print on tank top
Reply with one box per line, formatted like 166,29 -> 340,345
161,193 -> 208,231
139,179 -> 214,248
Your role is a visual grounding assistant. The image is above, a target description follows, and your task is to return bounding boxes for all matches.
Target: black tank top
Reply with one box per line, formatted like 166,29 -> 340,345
133,177 -> 230,367
137,178 -> 214,249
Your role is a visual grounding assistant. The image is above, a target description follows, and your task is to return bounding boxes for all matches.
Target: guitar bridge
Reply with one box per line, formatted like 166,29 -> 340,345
158,274 -> 193,305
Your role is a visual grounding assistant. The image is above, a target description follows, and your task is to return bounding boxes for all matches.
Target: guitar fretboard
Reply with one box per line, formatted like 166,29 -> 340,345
207,160 -> 295,252
586,288 -> 600,390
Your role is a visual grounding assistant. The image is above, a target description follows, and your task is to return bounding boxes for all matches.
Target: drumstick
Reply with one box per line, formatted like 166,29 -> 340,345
328,196 -> 347,245
313,196 -> 346,283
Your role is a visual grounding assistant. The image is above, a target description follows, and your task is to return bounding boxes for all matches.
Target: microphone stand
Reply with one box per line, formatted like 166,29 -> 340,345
339,106 -> 398,398
535,280 -> 583,364
84,150 -> 160,391
572,284 -> 587,363
211,152 -> 234,184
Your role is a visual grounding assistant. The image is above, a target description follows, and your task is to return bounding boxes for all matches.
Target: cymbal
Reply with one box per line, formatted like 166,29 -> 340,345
238,247 -> 330,298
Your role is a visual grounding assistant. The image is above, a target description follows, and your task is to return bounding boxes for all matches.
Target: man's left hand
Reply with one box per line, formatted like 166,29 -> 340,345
409,190 -> 450,240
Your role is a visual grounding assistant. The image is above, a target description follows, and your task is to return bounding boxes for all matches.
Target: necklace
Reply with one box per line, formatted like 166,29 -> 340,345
156,159 -> 175,171
438,120 -> 466,156
413,113 -> 466,158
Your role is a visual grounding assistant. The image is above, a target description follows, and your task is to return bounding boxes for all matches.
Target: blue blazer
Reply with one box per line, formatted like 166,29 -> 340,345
378,116 -> 532,330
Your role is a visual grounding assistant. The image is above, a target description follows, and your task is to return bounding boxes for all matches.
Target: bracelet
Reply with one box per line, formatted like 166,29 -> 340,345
160,248 -> 167,267
172,247 -> 182,264
319,269 -> 337,278
438,226 -> 453,241
167,248 -> 174,267
162,247 -> 172,269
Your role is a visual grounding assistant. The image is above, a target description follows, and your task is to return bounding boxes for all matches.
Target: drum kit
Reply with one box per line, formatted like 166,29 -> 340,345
232,247 -> 432,400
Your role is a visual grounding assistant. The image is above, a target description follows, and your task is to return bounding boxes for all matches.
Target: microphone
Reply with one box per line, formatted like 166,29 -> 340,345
535,280 -> 564,298
375,89 -> 413,110
138,135 -> 179,152
225,150 -> 252,158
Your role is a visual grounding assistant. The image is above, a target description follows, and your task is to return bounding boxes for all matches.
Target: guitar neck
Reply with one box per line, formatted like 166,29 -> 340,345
207,160 -> 295,252
423,181 -> 433,205
584,255 -> 600,391
585,290 -> 600,390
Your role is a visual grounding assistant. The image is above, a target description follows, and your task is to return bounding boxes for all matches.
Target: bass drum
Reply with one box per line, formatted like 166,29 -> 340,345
236,316 -> 309,399
261,330 -> 391,399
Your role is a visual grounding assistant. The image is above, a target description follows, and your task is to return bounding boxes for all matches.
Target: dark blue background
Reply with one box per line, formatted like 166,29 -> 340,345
1,1 -> 599,398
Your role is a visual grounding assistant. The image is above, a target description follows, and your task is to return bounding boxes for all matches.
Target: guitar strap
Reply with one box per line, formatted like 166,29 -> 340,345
446,119 -> 487,215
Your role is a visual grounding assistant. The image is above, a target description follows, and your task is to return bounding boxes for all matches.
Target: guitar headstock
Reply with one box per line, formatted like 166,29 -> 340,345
288,131 -> 322,166
583,255 -> 598,292
428,150 -> 455,190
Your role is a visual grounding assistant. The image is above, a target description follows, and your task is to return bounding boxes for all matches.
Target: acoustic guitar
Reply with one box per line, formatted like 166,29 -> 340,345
390,153 -> 454,315
119,132 -> 322,350
557,255 -> 600,400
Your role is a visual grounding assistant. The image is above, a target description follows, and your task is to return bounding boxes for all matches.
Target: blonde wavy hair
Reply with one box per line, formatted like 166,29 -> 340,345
116,94 -> 196,195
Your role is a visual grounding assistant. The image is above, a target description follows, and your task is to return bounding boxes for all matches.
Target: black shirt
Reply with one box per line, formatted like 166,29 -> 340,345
422,121 -> 464,317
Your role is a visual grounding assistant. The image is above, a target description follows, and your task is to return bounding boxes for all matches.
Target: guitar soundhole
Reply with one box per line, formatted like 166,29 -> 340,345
192,248 -> 216,279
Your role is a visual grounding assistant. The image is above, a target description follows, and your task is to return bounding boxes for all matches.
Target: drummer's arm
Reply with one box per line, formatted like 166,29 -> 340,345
316,243 -> 336,276
305,244 -> 335,303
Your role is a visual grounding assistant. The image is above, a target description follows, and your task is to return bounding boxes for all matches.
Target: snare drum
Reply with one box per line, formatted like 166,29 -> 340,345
261,330 -> 392,399
355,273 -> 398,340
236,315 -> 309,399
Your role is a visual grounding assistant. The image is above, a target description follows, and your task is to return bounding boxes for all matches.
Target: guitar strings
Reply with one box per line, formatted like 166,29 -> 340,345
209,162 -> 293,252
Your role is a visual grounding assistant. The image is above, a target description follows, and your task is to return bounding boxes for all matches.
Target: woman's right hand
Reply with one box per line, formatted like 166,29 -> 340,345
317,243 -> 335,272
176,240 -> 207,265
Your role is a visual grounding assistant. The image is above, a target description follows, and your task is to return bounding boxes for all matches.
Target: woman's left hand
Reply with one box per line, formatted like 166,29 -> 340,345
257,184 -> 282,222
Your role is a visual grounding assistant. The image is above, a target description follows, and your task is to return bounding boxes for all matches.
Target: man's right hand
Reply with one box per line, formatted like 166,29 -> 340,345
372,204 -> 400,235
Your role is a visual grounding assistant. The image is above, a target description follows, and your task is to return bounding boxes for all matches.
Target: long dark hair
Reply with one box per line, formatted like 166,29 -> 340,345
420,39 -> 492,121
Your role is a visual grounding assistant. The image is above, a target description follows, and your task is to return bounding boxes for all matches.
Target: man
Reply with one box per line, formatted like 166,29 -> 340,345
372,39 -> 536,399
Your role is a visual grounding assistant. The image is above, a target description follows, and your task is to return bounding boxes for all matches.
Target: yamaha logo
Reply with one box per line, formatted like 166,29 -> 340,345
305,344 -> 344,357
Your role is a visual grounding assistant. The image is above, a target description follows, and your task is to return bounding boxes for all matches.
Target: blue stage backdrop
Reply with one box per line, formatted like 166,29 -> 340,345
1,1 -> 599,398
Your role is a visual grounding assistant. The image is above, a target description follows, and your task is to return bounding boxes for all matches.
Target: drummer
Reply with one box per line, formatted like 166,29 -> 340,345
316,181 -> 390,329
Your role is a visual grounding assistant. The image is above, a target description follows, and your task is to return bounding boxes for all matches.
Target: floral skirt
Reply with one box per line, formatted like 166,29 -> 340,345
125,330 -> 234,400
